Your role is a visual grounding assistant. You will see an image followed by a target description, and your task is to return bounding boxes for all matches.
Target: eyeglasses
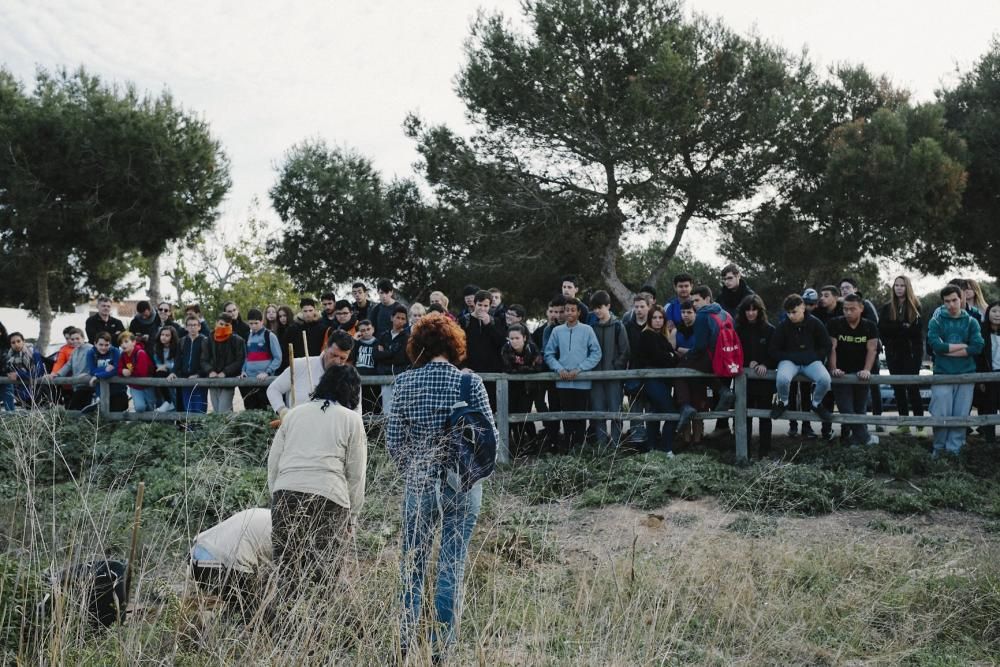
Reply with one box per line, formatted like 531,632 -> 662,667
158,307 -> 171,312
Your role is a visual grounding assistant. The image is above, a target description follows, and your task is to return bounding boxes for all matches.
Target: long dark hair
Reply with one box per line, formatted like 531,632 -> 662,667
311,364 -> 361,411
153,325 -> 180,361
737,294 -> 769,328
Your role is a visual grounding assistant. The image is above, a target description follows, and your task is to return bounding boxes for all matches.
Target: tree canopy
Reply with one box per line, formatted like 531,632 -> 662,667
0,67 -> 229,348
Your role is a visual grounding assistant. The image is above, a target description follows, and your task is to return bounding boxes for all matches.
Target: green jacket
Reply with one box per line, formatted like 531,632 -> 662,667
927,307 -> 984,375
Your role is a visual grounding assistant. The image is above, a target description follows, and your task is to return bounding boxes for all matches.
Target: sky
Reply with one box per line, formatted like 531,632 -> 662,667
3,0 -> 998,309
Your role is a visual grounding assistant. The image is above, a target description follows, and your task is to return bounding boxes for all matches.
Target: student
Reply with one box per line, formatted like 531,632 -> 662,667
503,304 -> 528,331
458,284 -> 480,320
665,273 -> 695,328
769,294 -> 834,422
157,302 -> 185,340
4,333 -> 46,408
0,322 -> 11,411
461,290 -> 505,408
977,301 -> 1000,443
927,285 -> 984,456
965,278 -> 988,318
369,280 -> 401,337
241,308 -> 283,411
351,282 -> 372,322
488,287 -> 508,322
736,295 -> 775,458
47,327 -> 93,409
673,286 -> 736,434
275,305 -> 296,372
264,304 -> 281,334
118,332 -> 157,412
151,325 -> 181,412
286,298 -> 327,359
623,293 -> 651,446
223,302 -> 251,341
50,326 -> 78,377
828,294 -> 880,446
544,297 -> 602,451
622,285 -> 656,327
319,292 -> 338,330
814,285 -> 844,326
674,301 -> 697,357
533,297 -> 566,449
374,304 -> 410,415
788,288 -> 821,437
184,304 -> 211,338
839,277 -> 883,428
879,276 -> 925,432
561,275 -> 590,323
501,323 -> 546,453
349,320 -> 380,413
801,285 -> 841,439
429,291 -> 456,321
324,300 -> 358,344
175,315 -> 210,413
408,303 -> 427,328
267,331 -> 356,416
85,296 -> 126,344
128,300 -> 162,349
87,332 -> 128,412
202,313 -> 246,414
635,305 -> 678,456
589,290 -> 630,446
718,264 -> 755,318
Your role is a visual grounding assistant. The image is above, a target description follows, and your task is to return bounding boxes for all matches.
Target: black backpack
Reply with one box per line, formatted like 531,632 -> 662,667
442,373 -> 498,492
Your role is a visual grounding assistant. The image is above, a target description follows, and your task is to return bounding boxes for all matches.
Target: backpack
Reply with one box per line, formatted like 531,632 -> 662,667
708,312 -> 744,378
442,373 -> 498,493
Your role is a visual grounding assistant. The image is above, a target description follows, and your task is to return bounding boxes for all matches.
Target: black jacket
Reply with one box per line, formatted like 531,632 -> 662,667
461,314 -> 505,373
976,320 -> 1000,372
201,334 -> 246,377
177,335 -> 209,377
769,315 -> 831,366
85,314 -> 126,345
624,316 -> 648,365
718,279 -> 755,317
374,328 -> 410,375
737,320 -> 775,368
286,319 -> 328,358
232,317 -> 251,342
636,330 -> 677,369
878,301 -> 923,360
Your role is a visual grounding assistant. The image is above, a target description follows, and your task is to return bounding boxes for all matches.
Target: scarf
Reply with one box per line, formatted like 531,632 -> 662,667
213,323 -> 233,342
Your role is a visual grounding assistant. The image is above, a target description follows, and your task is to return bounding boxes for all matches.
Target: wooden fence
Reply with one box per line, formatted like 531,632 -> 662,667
5,369 -> 1000,465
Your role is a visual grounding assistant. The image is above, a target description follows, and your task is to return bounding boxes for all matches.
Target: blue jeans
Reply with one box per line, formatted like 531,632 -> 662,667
180,386 -> 209,413
643,380 -> 675,453
930,382 -> 974,455
776,360 -> 831,407
130,387 -> 157,412
1,383 -> 13,411
400,478 -> 482,651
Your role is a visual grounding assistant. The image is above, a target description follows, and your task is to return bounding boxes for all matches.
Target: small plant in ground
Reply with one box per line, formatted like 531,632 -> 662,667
725,513 -> 778,537
866,518 -> 914,535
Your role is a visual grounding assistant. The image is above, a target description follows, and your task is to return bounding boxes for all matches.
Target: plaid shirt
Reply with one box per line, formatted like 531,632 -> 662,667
386,361 -> 497,486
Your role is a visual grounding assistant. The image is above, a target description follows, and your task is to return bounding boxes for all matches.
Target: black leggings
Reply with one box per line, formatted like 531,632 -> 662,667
886,351 -> 924,417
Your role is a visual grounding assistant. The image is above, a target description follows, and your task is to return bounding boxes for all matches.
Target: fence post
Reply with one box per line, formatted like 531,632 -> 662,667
99,380 -> 110,418
734,372 -> 748,465
495,377 -> 510,464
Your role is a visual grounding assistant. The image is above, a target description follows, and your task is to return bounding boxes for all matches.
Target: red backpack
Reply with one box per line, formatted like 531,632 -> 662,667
708,313 -> 744,378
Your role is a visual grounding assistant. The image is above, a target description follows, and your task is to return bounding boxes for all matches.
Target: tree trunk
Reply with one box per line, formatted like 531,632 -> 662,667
646,202 -> 696,290
36,269 -> 53,351
147,252 -> 161,305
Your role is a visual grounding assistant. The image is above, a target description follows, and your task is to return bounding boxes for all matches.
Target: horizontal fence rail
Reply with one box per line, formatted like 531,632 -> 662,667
4,369 -> 1000,465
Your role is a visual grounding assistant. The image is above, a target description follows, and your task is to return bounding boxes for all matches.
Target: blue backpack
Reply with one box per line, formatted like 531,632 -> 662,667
442,373 -> 498,492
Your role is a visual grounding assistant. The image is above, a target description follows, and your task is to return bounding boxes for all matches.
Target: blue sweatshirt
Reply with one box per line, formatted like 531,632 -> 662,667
243,328 -> 283,376
543,322 -> 603,389
691,303 -> 730,358
88,347 -> 126,397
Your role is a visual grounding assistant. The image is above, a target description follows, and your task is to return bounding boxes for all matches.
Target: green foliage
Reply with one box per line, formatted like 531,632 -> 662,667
725,513 -> 778,537
0,67 -> 229,347
269,140 -> 465,301
408,0 -> 807,307
0,553 -> 47,657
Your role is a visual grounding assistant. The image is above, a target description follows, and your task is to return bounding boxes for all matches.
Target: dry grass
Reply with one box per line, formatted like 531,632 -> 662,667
0,410 -> 997,665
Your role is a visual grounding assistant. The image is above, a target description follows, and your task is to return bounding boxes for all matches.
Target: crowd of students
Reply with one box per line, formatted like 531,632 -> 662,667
2,271 -> 998,457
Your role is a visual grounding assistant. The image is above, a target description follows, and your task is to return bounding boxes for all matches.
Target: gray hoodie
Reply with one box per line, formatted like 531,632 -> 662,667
592,316 -> 630,371
55,343 -> 94,379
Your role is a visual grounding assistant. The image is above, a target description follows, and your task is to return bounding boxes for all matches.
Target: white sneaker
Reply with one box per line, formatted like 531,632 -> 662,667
156,402 -> 175,413
866,434 -> 879,446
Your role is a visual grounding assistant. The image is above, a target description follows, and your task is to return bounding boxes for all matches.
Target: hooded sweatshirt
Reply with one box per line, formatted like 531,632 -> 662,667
769,314 -> 831,366
690,303 -> 730,359
55,343 -> 94,379
543,321 -> 603,389
927,307 -> 984,375
592,316 -> 630,371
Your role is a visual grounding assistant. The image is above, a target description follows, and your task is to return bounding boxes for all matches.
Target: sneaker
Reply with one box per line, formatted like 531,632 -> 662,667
675,405 -> 698,433
665,450 -> 675,459
866,434 -> 880,446
891,425 -> 910,435
812,403 -> 834,422
716,388 -> 735,412
156,401 -> 175,413
823,431 -> 837,442
770,400 -> 787,419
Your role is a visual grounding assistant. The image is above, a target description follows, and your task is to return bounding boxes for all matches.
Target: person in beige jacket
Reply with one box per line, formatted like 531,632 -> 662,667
267,364 -> 367,592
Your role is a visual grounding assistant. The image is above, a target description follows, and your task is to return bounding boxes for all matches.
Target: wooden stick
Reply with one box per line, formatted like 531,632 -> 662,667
288,343 -> 296,407
302,331 -> 315,390
125,481 -> 145,614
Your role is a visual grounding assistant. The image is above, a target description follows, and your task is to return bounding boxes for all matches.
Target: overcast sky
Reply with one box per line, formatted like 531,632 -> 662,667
3,0 -> 998,275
